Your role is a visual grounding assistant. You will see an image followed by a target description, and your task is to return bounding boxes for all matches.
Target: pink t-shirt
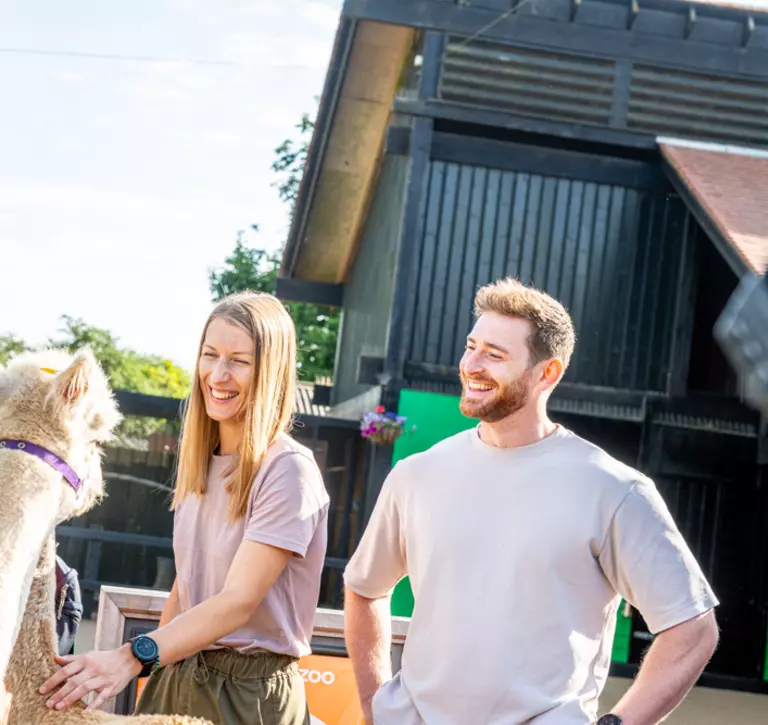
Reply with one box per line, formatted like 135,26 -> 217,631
173,434 -> 329,657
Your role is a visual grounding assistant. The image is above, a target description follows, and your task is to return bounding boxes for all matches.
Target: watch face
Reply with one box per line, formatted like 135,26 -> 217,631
133,635 -> 158,661
598,716 -> 622,725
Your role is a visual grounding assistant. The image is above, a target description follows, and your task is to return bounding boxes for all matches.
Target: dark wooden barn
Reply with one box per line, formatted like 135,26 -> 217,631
277,0 -> 768,693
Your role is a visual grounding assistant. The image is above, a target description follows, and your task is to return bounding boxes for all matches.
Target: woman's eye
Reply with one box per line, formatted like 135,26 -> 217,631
233,359 -> 249,366
202,352 -> 216,359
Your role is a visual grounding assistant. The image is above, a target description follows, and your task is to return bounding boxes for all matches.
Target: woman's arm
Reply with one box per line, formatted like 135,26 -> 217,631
158,578 -> 181,628
40,540 -> 291,711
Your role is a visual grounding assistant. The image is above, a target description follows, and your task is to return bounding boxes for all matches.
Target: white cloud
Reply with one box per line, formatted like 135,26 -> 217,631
303,2 -> 341,32
53,70 -> 85,84
0,0 -> 343,366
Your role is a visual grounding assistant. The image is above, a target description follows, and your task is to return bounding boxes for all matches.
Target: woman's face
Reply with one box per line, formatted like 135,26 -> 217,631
198,317 -> 255,423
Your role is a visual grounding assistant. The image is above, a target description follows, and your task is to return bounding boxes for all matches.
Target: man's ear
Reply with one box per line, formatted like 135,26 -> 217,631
541,358 -> 564,389
55,350 -> 95,404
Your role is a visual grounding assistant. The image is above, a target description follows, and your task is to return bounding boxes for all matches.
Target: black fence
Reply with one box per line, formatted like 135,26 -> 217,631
57,391 -> 368,616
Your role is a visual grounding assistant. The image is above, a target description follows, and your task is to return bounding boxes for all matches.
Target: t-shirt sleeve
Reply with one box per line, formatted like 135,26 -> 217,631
599,478 -> 719,634
244,451 -> 328,558
343,464 -> 406,599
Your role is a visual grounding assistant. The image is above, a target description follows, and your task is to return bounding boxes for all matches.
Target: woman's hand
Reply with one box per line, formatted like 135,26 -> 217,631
39,644 -> 141,711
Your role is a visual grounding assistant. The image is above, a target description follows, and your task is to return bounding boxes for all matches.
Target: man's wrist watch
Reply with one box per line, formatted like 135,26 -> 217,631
128,634 -> 160,678
596,715 -> 623,725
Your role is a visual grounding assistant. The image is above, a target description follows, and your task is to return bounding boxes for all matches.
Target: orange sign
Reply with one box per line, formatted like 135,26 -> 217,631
298,654 -> 365,725
135,677 -> 148,706
133,654 -> 364,724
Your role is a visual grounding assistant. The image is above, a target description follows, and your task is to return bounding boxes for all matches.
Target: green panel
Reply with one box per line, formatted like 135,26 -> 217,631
612,603 -> 632,664
387,390 -> 633,663
392,389 -> 477,466
764,626 -> 768,681
391,390 -> 475,616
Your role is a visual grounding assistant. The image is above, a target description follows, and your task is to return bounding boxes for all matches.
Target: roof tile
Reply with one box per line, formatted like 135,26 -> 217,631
660,141 -> 768,274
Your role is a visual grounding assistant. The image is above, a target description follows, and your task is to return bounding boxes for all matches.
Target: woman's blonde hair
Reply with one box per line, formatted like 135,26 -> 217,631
172,291 -> 297,521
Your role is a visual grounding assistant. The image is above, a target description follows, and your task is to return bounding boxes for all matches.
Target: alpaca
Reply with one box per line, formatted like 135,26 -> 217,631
0,349 -> 212,725
6,534 -> 212,725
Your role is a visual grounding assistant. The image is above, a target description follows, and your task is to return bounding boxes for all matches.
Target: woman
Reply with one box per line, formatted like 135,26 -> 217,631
41,292 -> 330,725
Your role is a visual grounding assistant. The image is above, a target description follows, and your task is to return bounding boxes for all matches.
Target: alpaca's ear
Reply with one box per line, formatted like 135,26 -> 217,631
55,350 -> 94,404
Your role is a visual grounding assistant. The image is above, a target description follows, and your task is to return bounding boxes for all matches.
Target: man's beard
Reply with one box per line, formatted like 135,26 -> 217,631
459,371 -> 531,423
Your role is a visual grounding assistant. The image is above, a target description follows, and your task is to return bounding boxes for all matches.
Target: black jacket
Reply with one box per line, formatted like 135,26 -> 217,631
55,556 -> 83,656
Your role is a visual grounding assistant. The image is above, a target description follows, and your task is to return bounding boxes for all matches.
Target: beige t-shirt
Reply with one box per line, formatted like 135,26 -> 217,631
174,434 -> 329,658
344,426 -> 717,725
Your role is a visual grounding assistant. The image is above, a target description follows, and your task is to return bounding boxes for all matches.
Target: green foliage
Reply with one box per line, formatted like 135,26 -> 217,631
0,335 -> 28,365
271,113 -> 314,207
49,316 -> 190,400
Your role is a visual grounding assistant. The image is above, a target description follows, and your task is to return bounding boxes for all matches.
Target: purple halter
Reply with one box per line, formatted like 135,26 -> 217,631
0,439 -> 83,494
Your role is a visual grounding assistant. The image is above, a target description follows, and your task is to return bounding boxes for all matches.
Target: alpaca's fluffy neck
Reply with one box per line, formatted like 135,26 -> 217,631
4,535 -> 65,720
0,456 -> 58,684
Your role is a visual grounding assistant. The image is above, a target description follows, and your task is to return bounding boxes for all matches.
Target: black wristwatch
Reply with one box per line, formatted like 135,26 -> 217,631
128,634 -> 160,678
596,715 -> 623,725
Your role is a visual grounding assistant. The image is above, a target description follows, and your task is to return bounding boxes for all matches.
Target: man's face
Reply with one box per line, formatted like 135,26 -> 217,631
459,312 -> 538,423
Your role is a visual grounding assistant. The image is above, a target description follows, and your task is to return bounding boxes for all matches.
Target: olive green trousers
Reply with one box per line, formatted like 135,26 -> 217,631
135,649 -> 310,725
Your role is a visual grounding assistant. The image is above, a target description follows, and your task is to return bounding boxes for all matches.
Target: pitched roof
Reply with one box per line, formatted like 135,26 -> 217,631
660,138 -> 768,275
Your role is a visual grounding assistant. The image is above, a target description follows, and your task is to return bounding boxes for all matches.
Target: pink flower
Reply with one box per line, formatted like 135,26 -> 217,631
376,405 -> 385,414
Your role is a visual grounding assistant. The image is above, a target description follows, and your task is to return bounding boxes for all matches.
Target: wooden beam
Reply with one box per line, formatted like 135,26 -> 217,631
341,0 -> 768,79
275,277 -> 345,307
385,125 -> 411,156
292,21 -> 415,283
394,98 -> 659,150
666,212 -> 698,397
570,0 -> 583,22
113,389 -> 360,429
684,7 -> 697,40
115,390 -> 184,419
356,354 -> 385,385
384,117 -> 434,388
430,131 -> 665,189
282,20 -> 357,279
626,0 -> 639,31
743,15 -> 756,48
418,31 -> 445,100
610,58 -> 632,128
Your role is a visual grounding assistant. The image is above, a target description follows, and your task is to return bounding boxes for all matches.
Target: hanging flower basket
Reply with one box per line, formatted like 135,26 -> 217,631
360,406 -> 413,446
368,426 -> 402,446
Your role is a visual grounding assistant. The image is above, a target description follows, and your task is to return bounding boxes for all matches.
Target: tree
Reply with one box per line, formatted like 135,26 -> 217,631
49,316 -> 191,400
210,114 -> 340,383
271,113 -> 314,207
0,335 -> 28,366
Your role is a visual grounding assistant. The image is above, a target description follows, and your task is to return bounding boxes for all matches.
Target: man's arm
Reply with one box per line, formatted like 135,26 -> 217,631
609,610 -> 718,725
344,588 -> 394,725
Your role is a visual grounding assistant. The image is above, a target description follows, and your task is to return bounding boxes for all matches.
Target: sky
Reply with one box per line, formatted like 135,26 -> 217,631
0,0 -> 343,371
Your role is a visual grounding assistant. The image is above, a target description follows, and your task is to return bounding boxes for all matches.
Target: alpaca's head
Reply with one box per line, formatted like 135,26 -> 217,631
0,347 -> 122,521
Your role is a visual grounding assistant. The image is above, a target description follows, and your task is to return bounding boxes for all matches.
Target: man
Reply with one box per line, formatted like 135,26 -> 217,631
343,278 -> 718,725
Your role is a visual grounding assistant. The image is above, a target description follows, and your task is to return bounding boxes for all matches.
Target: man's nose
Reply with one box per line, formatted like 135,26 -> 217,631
462,350 -> 484,376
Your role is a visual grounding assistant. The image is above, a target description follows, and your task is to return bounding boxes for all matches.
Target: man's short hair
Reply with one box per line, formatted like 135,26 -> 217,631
474,278 -> 576,368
